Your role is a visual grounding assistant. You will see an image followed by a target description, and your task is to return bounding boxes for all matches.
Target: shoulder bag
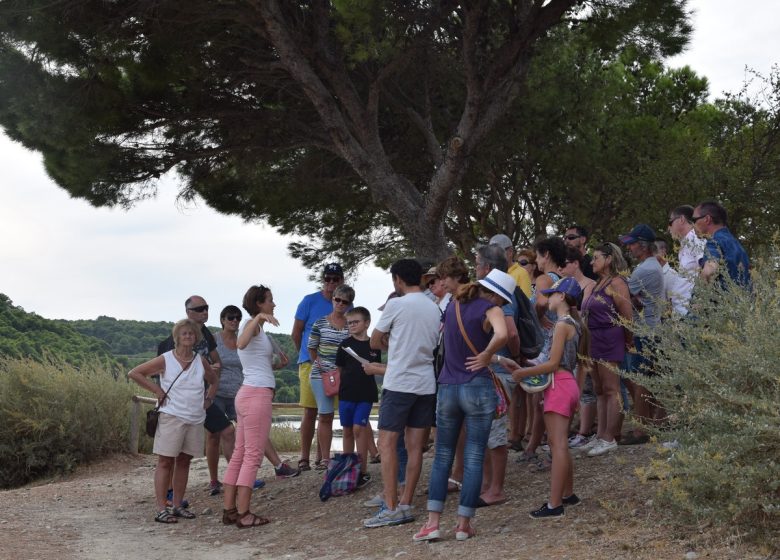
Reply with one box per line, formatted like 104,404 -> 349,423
454,301 -> 510,419
145,354 -> 195,437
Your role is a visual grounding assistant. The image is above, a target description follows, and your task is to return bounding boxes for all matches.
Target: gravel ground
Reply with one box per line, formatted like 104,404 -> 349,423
0,444 -> 769,560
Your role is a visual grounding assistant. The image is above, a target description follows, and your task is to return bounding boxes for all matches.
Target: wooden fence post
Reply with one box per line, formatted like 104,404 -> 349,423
129,397 -> 141,454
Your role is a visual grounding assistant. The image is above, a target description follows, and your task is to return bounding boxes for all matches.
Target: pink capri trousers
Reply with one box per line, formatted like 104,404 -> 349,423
223,385 -> 274,488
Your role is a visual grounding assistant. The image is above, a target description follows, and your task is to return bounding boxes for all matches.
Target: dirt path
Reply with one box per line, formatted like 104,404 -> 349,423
0,446 -> 767,560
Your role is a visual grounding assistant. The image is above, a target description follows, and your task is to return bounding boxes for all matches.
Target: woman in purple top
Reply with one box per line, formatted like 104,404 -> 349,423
412,269 -> 510,543
580,242 -> 633,455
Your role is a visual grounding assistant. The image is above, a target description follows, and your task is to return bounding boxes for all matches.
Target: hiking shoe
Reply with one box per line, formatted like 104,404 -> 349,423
362,493 -> 385,508
208,480 -> 223,496
357,472 -> 372,489
562,493 -> 582,507
568,434 -> 593,448
412,523 -> 440,542
587,439 -> 618,457
530,503 -> 565,519
274,461 -> 301,479
253,479 -> 266,490
363,505 -> 414,528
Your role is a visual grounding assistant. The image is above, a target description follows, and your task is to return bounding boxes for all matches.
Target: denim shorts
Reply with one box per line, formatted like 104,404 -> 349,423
309,377 -> 335,415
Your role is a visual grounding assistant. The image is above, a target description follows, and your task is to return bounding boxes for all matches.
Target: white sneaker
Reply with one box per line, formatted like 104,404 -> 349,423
577,436 -> 600,451
587,439 -> 618,456
362,493 -> 384,508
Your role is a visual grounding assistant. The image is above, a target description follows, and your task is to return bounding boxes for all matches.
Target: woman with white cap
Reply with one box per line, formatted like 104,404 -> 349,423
412,269 -> 511,542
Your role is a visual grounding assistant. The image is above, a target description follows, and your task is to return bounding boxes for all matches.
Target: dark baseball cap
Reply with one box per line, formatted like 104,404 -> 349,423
619,224 -> 656,244
323,263 -> 344,276
539,276 -> 582,300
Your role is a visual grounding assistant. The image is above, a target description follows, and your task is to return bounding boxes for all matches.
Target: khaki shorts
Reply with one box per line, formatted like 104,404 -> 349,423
153,412 -> 204,458
298,362 -> 317,409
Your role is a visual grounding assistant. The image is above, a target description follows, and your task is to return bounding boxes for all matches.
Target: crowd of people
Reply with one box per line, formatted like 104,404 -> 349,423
128,199 -> 751,539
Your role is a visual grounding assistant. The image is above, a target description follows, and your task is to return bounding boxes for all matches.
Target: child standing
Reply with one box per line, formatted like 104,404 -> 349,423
335,307 -> 382,488
499,277 -> 590,519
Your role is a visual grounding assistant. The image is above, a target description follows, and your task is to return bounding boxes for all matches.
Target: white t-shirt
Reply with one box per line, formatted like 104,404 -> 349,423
158,351 -> 207,424
374,291 -> 441,395
679,229 -> 705,277
237,319 -> 276,389
662,262 -> 692,316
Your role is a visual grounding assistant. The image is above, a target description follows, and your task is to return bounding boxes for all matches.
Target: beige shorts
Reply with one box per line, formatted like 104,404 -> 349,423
153,412 -> 204,458
298,362 -> 317,409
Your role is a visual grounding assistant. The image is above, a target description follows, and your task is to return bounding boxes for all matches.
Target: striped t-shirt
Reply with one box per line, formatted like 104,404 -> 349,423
307,316 -> 349,379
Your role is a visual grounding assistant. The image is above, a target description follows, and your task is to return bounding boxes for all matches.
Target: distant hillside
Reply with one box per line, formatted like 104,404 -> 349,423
0,294 -> 123,371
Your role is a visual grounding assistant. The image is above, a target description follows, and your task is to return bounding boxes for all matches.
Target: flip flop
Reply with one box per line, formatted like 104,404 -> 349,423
476,497 -> 507,508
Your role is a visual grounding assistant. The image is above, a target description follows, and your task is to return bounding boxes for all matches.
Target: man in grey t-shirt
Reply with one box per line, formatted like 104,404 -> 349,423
363,258 -> 440,528
620,224 -> 665,445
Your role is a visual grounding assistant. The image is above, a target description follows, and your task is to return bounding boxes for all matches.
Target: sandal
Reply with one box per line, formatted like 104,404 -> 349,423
369,454 -> 381,464
531,453 -> 552,472
314,460 -> 328,471
154,508 -> 178,524
508,439 -> 524,452
222,507 -> 239,525
298,459 -> 311,471
172,506 -> 196,519
515,451 -> 538,463
236,511 -> 270,529
447,478 -> 462,493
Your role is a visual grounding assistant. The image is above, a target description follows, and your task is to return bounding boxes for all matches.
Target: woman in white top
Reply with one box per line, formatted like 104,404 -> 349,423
221,285 -> 288,529
128,319 -> 217,524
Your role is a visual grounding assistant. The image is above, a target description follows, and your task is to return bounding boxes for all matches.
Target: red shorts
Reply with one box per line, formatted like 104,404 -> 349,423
543,371 -> 579,418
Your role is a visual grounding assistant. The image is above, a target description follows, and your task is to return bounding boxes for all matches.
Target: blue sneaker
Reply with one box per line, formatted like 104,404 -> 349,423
253,479 -> 266,490
166,489 -> 189,509
363,504 -> 414,528
520,374 -> 551,393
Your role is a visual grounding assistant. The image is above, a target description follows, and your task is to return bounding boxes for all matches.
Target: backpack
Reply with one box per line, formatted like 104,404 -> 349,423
513,287 -> 544,359
319,453 -> 361,501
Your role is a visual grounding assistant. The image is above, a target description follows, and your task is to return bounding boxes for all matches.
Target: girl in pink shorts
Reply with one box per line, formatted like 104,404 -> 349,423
499,277 -> 590,520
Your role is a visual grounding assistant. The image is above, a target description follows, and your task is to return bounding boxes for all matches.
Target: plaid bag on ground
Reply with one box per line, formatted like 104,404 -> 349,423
319,453 -> 360,501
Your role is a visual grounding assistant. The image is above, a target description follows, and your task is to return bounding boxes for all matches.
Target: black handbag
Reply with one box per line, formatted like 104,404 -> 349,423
433,327 -> 445,380
145,356 -> 194,437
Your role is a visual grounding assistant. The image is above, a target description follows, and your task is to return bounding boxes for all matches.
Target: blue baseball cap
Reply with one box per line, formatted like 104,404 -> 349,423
540,276 -> 582,300
619,224 -> 656,244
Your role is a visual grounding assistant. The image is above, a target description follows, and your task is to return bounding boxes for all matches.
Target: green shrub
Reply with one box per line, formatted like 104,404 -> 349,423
629,260 -> 780,542
0,357 -> 136,488
269,422 -> 301,452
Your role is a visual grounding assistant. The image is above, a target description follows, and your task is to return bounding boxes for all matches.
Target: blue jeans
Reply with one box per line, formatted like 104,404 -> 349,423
427,375 -> 496,518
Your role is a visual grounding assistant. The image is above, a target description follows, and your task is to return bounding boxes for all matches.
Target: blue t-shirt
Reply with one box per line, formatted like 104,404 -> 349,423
294,291 -> 335,364
700,227 -> 751,289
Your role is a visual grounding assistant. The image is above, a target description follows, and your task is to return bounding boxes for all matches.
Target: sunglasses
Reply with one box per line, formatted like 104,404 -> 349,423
564,234 -> 581,240
333,297 -> 352,305
668,216 -> 679,226
346,320 -> 362,326
692,214 -> 708,222
187,305 -> 209,312
225,315 -> 241,321
324,275 -> 342,283
518,259 -> 530,266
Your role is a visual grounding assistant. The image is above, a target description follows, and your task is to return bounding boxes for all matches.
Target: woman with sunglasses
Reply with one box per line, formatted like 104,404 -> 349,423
308,284 -> 354,469
579,243 -> 632,457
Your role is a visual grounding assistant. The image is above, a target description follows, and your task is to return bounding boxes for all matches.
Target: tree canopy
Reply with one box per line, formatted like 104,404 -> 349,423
0,0 -> 692,268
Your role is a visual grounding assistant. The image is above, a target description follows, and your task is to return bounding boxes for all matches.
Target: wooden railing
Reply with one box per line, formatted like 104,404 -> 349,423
128,395 -> 305,454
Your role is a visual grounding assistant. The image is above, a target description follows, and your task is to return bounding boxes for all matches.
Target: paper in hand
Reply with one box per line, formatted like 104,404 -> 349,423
344,346 -> 369,364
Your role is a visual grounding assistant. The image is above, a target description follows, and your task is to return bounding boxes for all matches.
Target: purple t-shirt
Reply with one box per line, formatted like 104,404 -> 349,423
438,297 -> 496,385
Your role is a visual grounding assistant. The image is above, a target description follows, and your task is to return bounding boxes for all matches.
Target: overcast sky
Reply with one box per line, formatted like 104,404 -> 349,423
1,0 -> 777,332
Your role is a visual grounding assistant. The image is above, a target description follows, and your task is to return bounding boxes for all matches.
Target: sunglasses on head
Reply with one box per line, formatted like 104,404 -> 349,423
333,297 -> 351,305
187,305 -> 209,312
225,315 -> 241,321
324,275 -> 342,283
